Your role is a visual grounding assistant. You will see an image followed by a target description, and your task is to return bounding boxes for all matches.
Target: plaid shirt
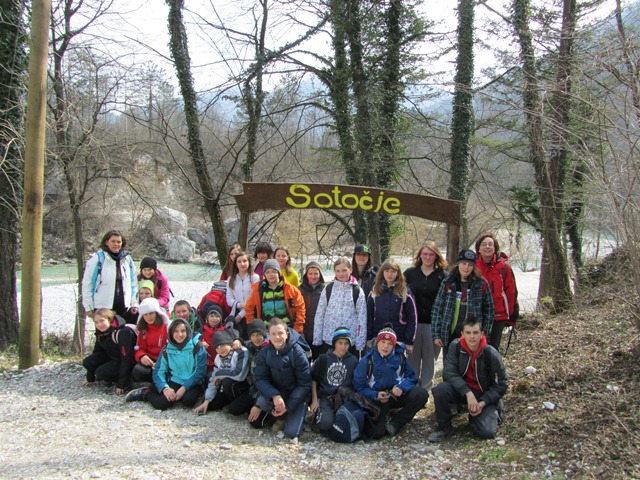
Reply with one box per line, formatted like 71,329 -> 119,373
431,275 -> 494,347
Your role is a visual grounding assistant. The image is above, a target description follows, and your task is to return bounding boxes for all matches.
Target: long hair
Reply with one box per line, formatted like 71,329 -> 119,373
229,251 -> 254,289
449,262 -> 483,284
221,243 -> 241,277
100,230 -> 126,250
351,251 -> 372,278
274,246 -> 294,276
372,259 -> 407,301
413,240 -> 447,271
137,311 -> 163,332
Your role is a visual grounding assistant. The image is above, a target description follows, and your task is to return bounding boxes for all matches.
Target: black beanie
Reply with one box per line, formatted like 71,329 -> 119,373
247,319 -> 268,338
140,257 -> 158,271
213,330 -> 234,349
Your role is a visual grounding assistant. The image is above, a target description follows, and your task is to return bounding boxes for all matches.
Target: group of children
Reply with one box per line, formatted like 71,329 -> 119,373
83,242 -> 509,442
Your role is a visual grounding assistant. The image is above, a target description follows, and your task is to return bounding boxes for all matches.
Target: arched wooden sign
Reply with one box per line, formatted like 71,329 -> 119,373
234,182 -> 461,263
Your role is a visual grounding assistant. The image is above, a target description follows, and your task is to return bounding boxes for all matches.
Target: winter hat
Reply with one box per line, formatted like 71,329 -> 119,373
140,257 -> 158,271
354,244 -> 371,255
263,259 -> 281,275
213,330 -> 234,349
138,279 -> 155,295
332,327 -> 353,347
457,249 -> 477,264
304,261 -> 322,274
248,319 -> 268,338
376,324 -> 397,347
137,297 -> 169,324
204,304 -> 224,322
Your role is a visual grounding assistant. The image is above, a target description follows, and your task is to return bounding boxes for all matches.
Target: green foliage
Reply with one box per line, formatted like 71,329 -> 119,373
506,186 -> 542,234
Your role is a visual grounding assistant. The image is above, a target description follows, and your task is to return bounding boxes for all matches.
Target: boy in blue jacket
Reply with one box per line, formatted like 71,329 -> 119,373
353,324 -> 428,438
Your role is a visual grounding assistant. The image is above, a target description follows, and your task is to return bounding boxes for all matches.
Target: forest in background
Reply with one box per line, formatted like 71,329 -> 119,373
1,0 -> 640,351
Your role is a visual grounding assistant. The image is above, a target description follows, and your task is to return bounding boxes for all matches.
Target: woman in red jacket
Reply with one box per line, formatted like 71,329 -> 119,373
474,233 -> 518,351
132,297 -> 170,382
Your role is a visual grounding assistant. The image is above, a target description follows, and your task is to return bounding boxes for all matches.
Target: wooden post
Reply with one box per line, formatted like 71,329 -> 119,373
447,224 -> 461,266
18,0 -> 50,369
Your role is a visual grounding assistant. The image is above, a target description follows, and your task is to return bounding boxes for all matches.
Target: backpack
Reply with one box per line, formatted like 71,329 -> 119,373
325,282 -> 360,307
197,284 -> 232,319
328,400 -> 365,443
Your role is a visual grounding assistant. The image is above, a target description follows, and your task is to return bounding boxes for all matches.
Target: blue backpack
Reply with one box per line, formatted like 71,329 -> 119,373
328,400 -> 365,443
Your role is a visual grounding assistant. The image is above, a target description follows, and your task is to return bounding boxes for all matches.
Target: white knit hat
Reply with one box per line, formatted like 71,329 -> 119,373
138,297 -> 169,324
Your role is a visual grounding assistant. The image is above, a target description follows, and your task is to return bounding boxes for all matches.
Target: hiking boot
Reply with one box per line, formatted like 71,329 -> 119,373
428,424 -> 454,442
125,387 -> 149,402
385,422 -> 399,437
272,418 -> 286,432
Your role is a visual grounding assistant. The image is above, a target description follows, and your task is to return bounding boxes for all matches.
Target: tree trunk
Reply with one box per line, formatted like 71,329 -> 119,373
512,0 -> 573,311
166,0 -> 228,265
0,0 -> 27,348
448,0 -> 475,250
19,0 -> 50,369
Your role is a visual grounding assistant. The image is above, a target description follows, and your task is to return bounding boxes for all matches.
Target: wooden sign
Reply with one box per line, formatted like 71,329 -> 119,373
234,182 -> 461,226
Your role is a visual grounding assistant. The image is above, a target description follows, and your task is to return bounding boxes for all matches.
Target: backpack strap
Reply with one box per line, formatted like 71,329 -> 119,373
90,251 -> 105,293
326,282 -> 359,307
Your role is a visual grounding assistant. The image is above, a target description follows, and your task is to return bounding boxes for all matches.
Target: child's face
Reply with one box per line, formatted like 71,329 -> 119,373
141,267 -> 155,279
93,315 -> 111,332
143,312 -> 157,324
275,250 -> 288,266
462,323 -> 483,351
207,313 -> 222,328
334,263 -> 352,282
306,267 -> 320,285
264,269 -> 279,286
172,324 -> 188,343
269,325 -> 288,350
236,255 -> 249,273
216,344 -> 232,357
229,248 -> 239,263
256,251 -> 269,263
377,339 -> 394,357
458,261 -> 475,280
354,252 -> 369,267
333,338 -> 350,357
139,288 -> 152,301
383,268 -> 398,284
250,332 -> 265,347
174,305 -> 190,320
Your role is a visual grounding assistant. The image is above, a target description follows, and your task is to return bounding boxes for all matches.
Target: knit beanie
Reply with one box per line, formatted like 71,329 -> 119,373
137,297 -> 169,324
138,279 -> 155,295
213,330 -> 233,349
263,259 -> 281,275
247,319 -> 268,338
140,257 -> 158,271
204,304 -> 224,322
457,249 -> 477,264
332,327 -> 353,347
376,324 -> 397,347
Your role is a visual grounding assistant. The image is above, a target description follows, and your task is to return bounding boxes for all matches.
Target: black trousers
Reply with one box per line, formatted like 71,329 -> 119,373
146,381 -> 203,410
207,378 -> 250,412
83,352 -> 121,384
370,386 -> 429,439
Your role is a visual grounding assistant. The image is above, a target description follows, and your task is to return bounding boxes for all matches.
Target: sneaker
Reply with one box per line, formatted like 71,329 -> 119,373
428,424 -> 454,443
125,387 -> 149,402
385,422 -> 399,437
272,418 -> 286,432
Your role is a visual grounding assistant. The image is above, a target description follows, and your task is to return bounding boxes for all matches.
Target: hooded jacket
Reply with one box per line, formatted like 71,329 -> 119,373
298,264 -> 326,345
313,278 -> 367,351
204,346 -> 251,402
82,249 -> 137,312
475,252 -> 517,322
153,319 -> 207,392
367,284 -> 418,345
244,276 -> 306,335
443,337 -> 508,406
134,322 -> 168,363
253,328 -> 311,414
91,315 -> 136,389
353,343 -> 419,402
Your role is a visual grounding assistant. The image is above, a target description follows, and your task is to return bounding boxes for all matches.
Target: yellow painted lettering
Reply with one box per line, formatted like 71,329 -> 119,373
341,194 -> 359,209
374,192 -> 385,213
331,186 -> 342,208
314,193 -> 333,208
286,184 -> 311,208
359,191 -> 373,210
383,197 -> 401,214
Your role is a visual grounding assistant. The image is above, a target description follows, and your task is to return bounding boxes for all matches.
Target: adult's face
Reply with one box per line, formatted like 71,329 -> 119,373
105,235 -> 122,254
479,237 -> 496,262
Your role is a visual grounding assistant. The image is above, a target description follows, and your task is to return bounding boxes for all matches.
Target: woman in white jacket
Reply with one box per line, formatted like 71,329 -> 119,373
226,251 -> 260,339
313,257 -> 367,354
82,230 -> 138,322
